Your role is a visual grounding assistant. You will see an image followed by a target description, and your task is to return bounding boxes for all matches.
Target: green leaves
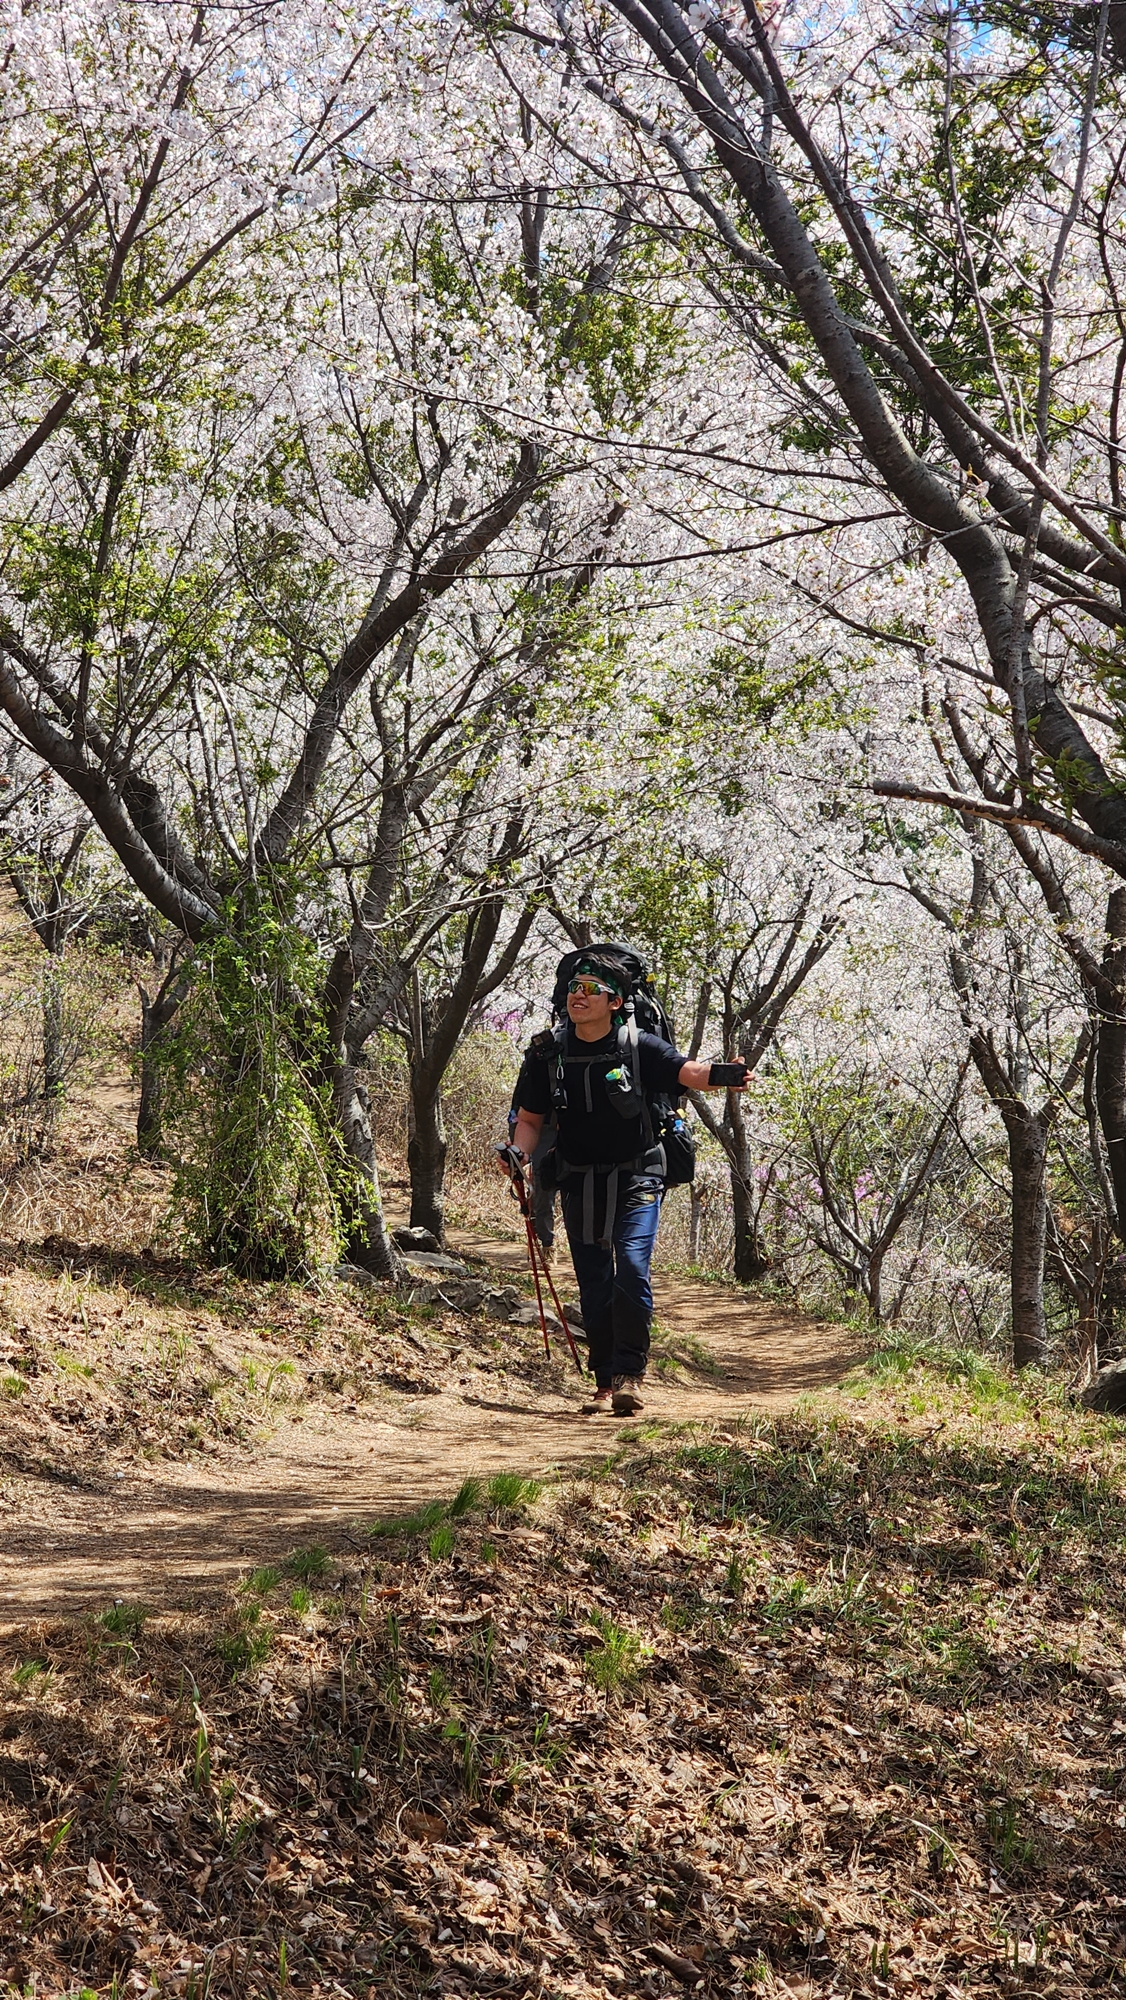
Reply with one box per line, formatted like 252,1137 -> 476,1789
158,892 -> 351,1278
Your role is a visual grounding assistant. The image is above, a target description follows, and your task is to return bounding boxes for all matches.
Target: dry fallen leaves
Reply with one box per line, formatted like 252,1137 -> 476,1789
1,1321 -> 1125,1999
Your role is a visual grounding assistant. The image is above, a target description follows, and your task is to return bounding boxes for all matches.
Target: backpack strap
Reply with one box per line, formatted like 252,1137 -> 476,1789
602,1165 -> 621,1243
620,1006 -> 665,1179
553,1022 -> 614,1117
620,1007 -> 651,1143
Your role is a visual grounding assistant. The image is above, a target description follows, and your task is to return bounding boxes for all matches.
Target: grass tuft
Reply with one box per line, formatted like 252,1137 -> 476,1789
54,1350 -> 95,1379
216,1605 -> 271,1673
369,1497 -> 448,1539
283,1544 -> 330,1580
583,1609 -> 650,1694
240,1565 -> 282,1597
95,1602 -> 146,1642
12,1657 -> 51,1691
486,1472 -> 541,1512
447,1475 -> 482,1518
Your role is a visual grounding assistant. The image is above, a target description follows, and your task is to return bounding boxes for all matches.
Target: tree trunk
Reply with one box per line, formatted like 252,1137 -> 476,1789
398,892 -> 534,1242
1047,1209 -> 1111,1384
1003,1107 -> 1050,1368
689,1183 -> 704,1265
41,957 -> 64,1107
966,1025 -> 1052,1369
408,1063 -> 447,1241
731,1166 -> 771,1282
864,1246 -> 886,1325
1097,886 -> 1126,1233
335,1059 -> 399,1278
727,1088 -> 771,1282
1077,1251 -> 1102,1385
137,988 -> 171,1158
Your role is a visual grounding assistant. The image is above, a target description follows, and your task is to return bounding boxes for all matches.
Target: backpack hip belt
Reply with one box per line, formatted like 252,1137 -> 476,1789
553,1147 -> 665,1246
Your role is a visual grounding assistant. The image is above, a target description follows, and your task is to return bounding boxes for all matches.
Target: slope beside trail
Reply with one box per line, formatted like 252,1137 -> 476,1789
0,1216 -> 856,1627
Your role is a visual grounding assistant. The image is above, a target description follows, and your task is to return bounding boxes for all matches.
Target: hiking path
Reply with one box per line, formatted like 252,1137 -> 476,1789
0,1221 -> 857,1627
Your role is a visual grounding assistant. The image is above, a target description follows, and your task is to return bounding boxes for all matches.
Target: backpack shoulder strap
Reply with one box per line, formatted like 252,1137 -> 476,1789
620,1008 -> 656,1147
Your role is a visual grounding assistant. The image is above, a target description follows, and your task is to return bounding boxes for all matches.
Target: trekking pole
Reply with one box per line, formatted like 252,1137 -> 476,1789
498,1146 -> 559,1361
497,1147 -> 584,1375
529,1211 -> 585,1374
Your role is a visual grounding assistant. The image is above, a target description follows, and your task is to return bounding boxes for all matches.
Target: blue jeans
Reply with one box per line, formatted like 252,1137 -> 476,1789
561,1179 -> 662,1385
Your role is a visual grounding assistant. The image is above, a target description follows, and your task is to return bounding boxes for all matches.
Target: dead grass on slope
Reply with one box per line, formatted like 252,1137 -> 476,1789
0,1078 -> 167,1255
3,1363 -> 1126,2000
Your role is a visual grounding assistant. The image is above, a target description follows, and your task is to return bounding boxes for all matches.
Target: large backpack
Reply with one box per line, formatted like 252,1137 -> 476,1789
530,943 -> 695,1239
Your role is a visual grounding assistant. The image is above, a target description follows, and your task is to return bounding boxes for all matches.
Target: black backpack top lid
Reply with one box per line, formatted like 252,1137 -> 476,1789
551,942 -> 676,1046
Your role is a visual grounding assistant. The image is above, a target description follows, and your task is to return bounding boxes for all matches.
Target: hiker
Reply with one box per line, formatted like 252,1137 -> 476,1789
503,945 -> 750,1417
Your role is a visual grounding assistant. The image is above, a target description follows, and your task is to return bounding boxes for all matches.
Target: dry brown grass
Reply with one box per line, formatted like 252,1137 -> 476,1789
0,1081 -> 169,1254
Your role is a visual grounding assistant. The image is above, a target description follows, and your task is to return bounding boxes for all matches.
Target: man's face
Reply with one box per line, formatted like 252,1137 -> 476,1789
566,973 -> 622,1034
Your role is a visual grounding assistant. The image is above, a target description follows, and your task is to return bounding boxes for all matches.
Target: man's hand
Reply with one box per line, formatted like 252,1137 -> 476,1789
497,1143 -> 527,1179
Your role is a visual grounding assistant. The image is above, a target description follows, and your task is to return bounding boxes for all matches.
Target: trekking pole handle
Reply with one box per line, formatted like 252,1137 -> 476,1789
497,1142 -> 527,1177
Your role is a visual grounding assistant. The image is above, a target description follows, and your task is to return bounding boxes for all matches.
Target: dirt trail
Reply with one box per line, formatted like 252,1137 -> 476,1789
0,1223 -> 856,1627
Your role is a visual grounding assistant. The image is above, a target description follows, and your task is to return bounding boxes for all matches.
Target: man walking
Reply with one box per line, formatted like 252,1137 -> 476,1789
506,947 -> 749,1416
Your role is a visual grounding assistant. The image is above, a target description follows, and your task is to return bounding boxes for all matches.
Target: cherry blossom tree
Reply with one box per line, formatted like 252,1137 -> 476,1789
0,7 -> 698,1269
453,0 -> 1126,1352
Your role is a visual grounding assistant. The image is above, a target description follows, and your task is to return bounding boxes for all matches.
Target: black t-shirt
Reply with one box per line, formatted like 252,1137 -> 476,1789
515,1027 -> 687,1169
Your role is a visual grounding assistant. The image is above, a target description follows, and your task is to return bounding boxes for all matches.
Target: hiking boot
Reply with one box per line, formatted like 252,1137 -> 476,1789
611,1374 -> 645,1416
581,1387 -> 614,1415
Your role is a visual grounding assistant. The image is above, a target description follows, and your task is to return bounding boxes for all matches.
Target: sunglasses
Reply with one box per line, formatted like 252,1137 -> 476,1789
568,977 -> 620,999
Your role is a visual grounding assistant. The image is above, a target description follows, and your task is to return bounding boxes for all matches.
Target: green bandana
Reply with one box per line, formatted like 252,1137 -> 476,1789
575,959 -> 624,1000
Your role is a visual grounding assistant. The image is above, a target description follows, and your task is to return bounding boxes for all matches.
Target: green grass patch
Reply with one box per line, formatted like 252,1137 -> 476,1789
240,1565 -> 283,1597
486,1473 -> 541,1512
369,1498 -> 448,1539
238,1355 -> 297,1396
366,1473 -> 539,1544
95,1602 -> 146,1642
283,1544 -> 331,1580
583,1610 -> 650,1694
217,1605 -> 271,1674
12,1658 -> 51,1691
447,1476 -> 482,1518
54,1351 -> 95,1379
